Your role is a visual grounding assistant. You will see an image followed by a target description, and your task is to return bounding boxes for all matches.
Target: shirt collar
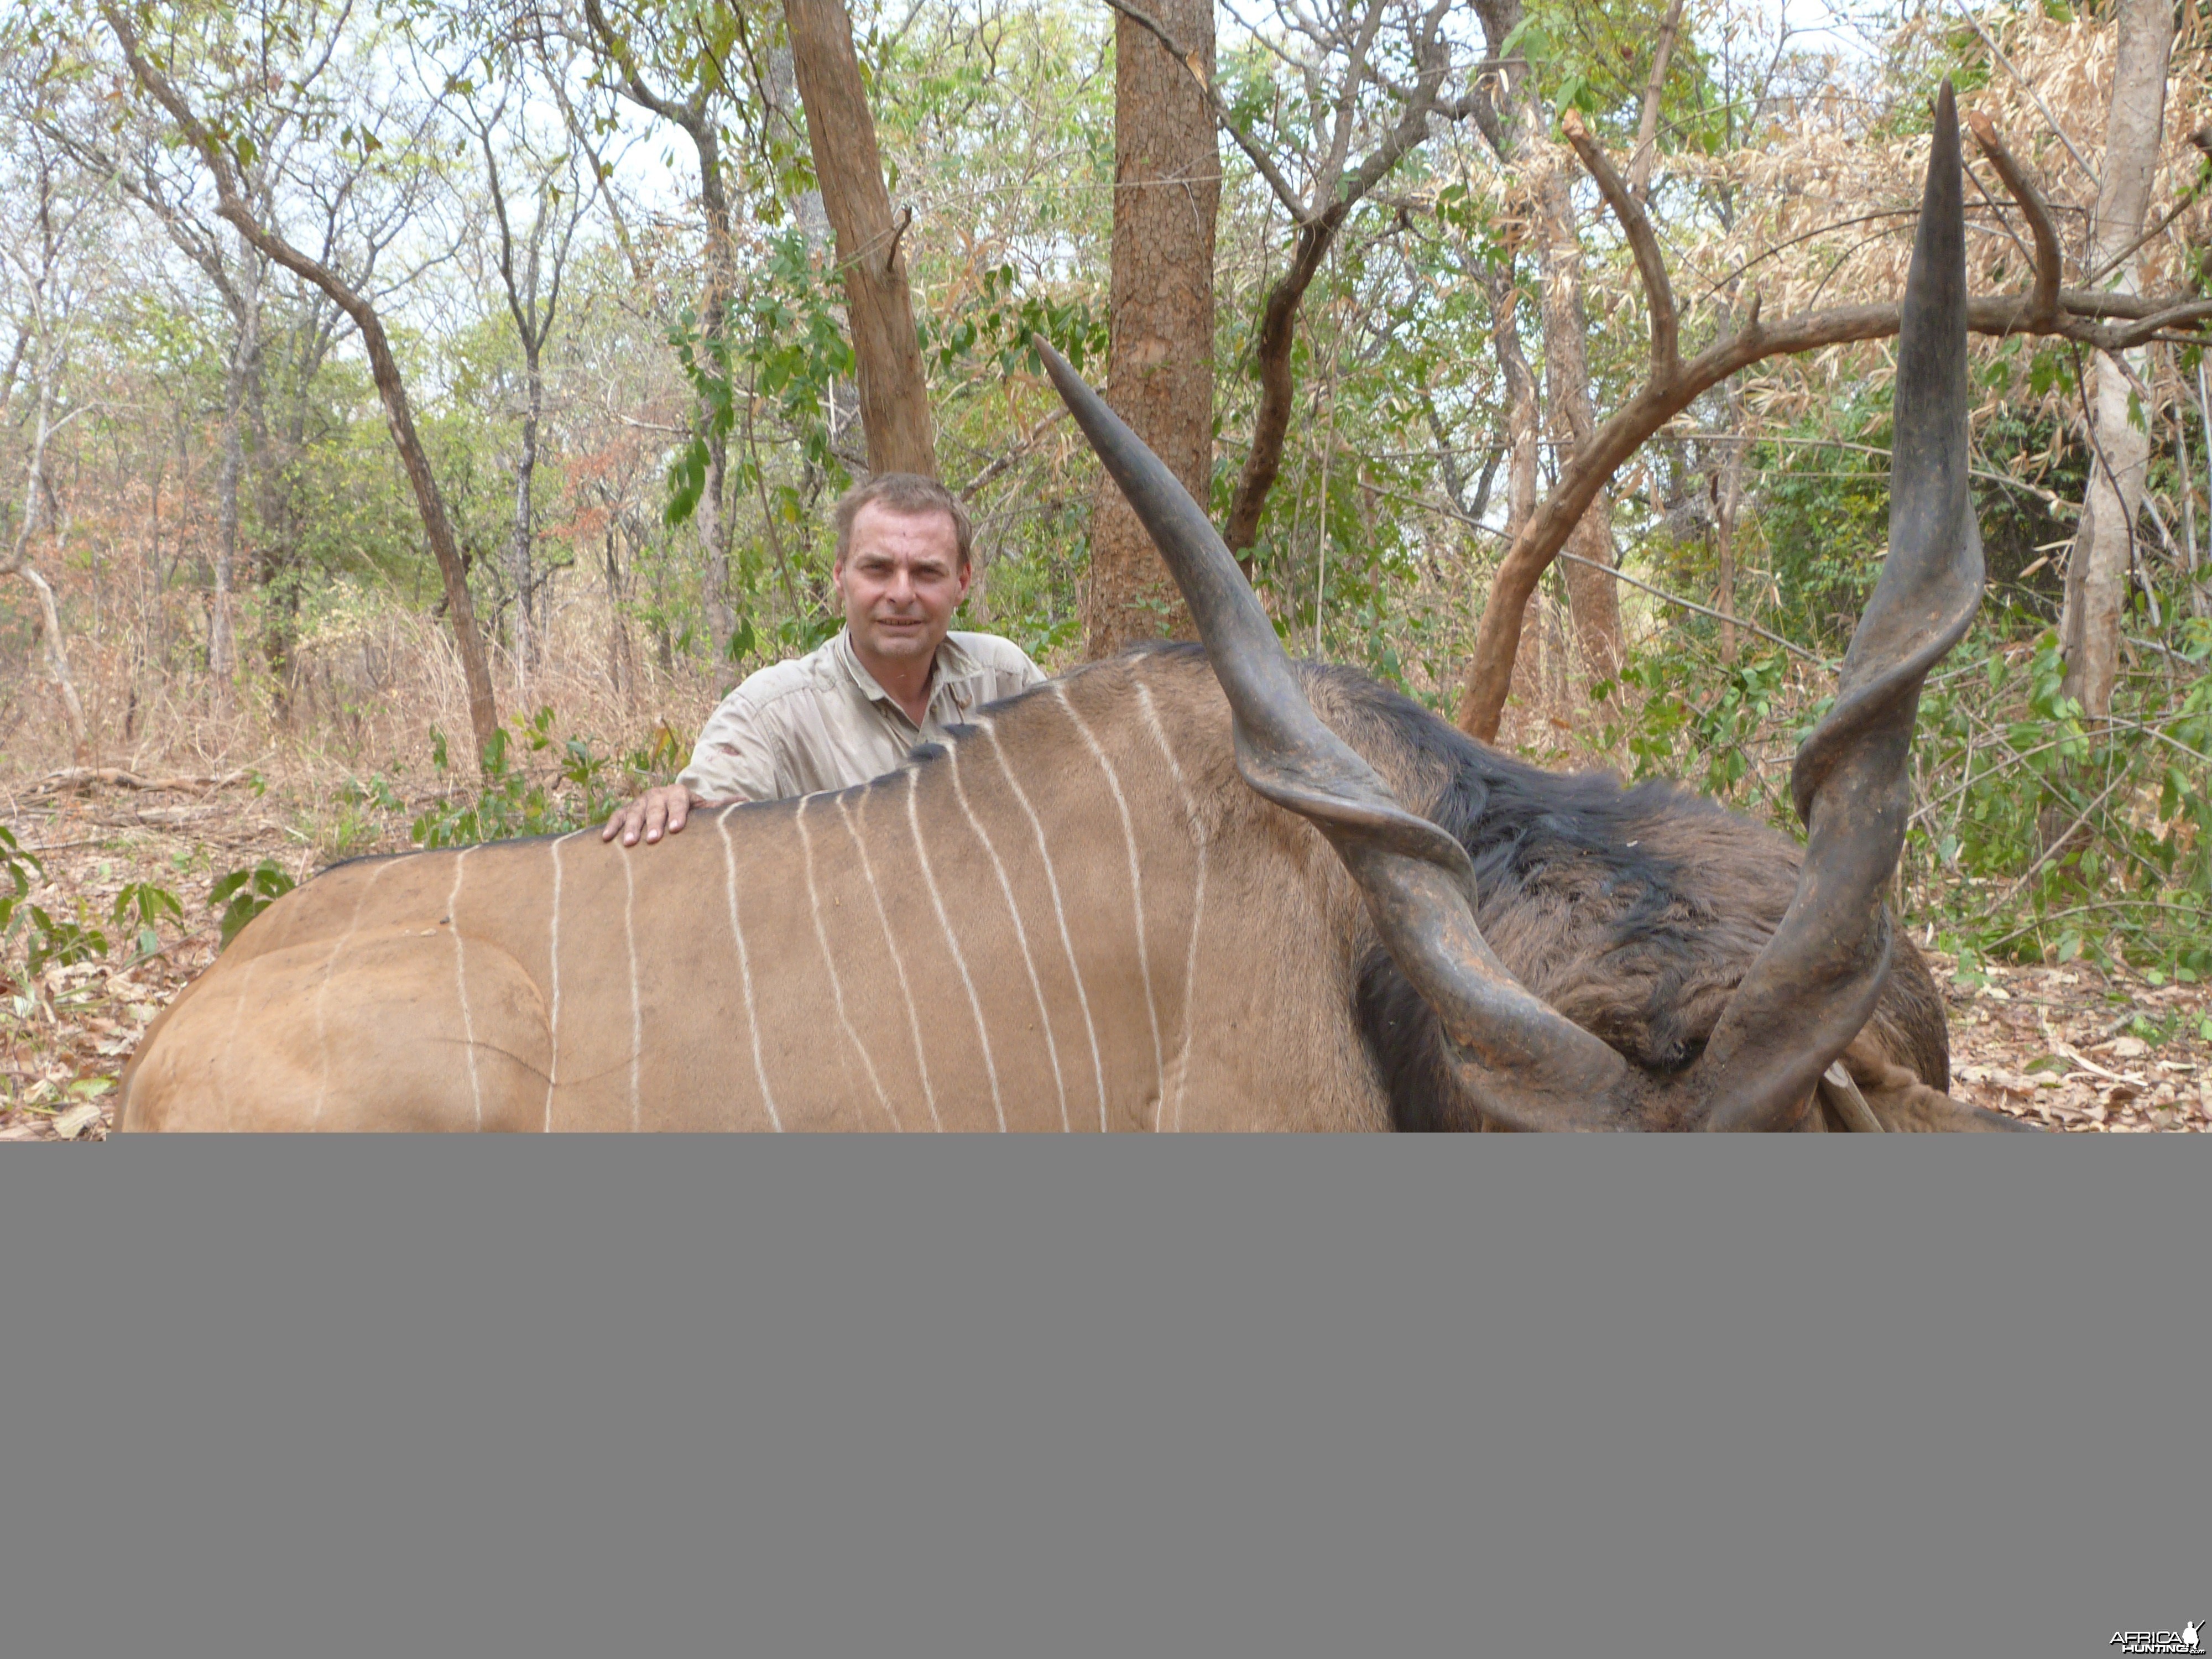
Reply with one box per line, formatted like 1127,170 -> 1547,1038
831,627 -> 978,720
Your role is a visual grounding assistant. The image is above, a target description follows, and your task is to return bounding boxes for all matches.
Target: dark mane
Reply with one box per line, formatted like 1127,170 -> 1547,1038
1182,654 -> 1948,1131
1294,665 -> 1729,1129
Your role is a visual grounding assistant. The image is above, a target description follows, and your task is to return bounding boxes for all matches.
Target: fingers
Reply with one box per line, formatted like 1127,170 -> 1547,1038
606,786 -> 692,847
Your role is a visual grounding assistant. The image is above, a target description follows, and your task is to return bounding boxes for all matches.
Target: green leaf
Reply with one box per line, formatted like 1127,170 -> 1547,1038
212,861 -> 296,951
726,615 -> 758,662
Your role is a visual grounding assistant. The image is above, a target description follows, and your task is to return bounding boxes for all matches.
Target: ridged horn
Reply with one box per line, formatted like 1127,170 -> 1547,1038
1034,336 -> 1646,1130
1688,82 -> 1983,1130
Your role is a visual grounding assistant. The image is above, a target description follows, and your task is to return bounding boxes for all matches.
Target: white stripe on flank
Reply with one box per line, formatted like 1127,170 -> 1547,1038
977,721 -> 1106,1129
1054,683 -> 1165,1123
620,846 -> 641,1131
542,831 -> 586,1132
907,771 -> 1004,1130
218,881 -> 299,1129
797,797 -> 899,1130
715,808 -> 781,1130
220,951 -> 257,1130
1136,679 -> 1209,1133
310,857 -> 393,1128
450,849 -> 483,1131
835,791 -> 940,1132
950,745 -> 1070,1131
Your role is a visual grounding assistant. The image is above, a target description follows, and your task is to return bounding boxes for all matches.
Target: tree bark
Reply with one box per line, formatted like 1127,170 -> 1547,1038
604,522 -> 637,712
21,564 -> 88,756
1460,262 -> 1549,735
1085,0 -> 1218,658
784,0 -> 937,478
1528,123 -> 1622,696
691,139 -> 739,653
2059,0 -> 2175,718
1627,0 -> 1686,202
103,7 -> 501,770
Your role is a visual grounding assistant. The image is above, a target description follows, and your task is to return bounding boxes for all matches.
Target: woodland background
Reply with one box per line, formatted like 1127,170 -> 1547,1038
2,0 -> 2209,1133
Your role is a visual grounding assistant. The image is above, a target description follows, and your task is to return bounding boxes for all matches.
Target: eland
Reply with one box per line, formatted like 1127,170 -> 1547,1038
117,88 -> 2021,1133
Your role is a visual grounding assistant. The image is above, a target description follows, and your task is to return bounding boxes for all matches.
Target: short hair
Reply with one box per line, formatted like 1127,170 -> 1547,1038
831,473 -> 973,569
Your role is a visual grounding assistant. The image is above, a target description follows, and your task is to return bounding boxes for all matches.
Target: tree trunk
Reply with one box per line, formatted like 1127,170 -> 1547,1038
1626,0 -> 1685,202
262,352 -> 311,707
687,131 -> 739,658
604,523 -> 637,713
2059,0 -> 2175,718
22,564 -> 88,757
1085,0 -> 1218,658
784,0 -> 937,478
354,309 -> 500,767
1531,155 -> 1622,696
1462,263 -> 1547,738
509,345 -> 541,688
210,288 -> 253,691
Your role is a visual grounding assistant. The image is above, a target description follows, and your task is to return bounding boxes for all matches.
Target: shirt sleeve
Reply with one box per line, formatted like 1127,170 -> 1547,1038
979,636 -> 1046,693
679,691 -> 784,803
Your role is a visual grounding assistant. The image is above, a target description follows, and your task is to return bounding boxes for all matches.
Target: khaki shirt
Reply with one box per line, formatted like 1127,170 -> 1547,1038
679,628 -> 1046,802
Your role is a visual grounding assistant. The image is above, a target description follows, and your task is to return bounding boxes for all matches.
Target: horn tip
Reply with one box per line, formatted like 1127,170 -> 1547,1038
1030,332 -> 1082,400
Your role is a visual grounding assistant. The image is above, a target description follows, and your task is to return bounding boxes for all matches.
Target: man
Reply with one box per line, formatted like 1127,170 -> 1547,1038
604,472 -> 1044,846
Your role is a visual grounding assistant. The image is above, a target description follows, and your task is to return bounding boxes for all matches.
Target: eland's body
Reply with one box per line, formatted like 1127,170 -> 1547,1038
122,86 -> 2023,1134
120,648 -> 1983,1133
125,656 -> 1361,1132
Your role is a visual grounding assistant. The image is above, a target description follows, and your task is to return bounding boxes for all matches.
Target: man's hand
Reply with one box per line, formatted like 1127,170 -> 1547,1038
604,783 -> 709,847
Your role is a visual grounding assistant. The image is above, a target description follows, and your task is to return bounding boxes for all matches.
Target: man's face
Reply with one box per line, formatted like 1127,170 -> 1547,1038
833,502 -> 970,670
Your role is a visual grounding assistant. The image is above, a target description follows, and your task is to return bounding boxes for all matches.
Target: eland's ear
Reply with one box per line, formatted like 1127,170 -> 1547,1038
1834,1044 -> 2042,1132
1863,1077 -> 2042,1133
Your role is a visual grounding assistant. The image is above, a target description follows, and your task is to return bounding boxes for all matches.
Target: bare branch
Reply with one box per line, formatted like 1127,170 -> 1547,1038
2106,299 -> 2212,349
581,0 -> 706,135
1456,270 -> 2206,741
1627,0 -> 1686,202
1315,0 -> 1390,202
1561,109 -> 1678,382
1336,0 -> 1458,206
1966,111 -> 2059,330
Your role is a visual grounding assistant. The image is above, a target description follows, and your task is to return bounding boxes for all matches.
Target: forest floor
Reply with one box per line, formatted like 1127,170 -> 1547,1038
4,772 -> 2208,1140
